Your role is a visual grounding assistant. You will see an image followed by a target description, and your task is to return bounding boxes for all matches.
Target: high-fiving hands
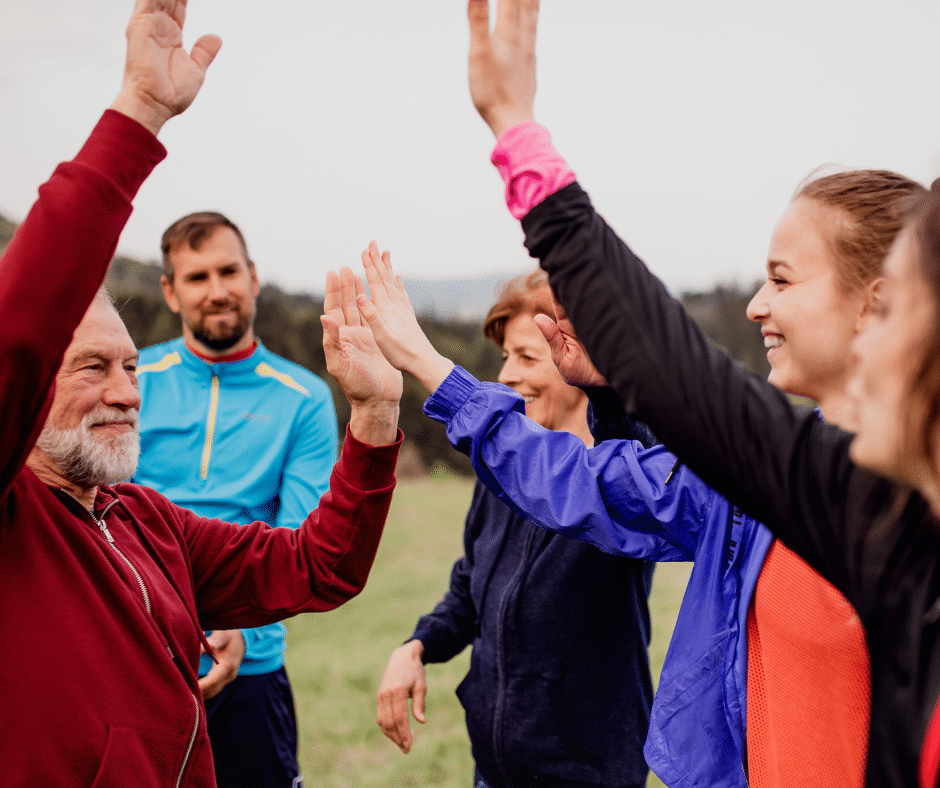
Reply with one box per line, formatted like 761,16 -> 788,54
322,267 -> 402,446
468,0 -> 539,138
111,0 -> 222,136
356,242 -> 455,394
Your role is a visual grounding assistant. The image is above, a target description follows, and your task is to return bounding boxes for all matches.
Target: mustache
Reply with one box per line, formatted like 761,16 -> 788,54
84,408 -> 139,430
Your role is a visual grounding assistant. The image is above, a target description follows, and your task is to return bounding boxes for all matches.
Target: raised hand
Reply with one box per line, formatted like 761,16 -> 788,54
468,0 -> 539,137
321,267 -> 402,445
376,640 -> 428,754
533,295 -> 608,387
356,242 -> 455,394
110,0 -> 222,136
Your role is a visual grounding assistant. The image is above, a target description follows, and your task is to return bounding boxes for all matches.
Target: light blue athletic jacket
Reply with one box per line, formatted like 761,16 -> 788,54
425,366 -> 772,788
135,337 -> 338,676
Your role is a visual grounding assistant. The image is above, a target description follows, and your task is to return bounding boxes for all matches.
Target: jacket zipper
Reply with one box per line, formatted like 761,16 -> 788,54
176,692 -> 200,788
492,526 -> 537,785
79,498 -> 200,784
200,374 -> 220,480
89,508 -> 151,615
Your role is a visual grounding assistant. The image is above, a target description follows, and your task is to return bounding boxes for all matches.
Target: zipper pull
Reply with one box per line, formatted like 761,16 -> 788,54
95,518 -> 115,544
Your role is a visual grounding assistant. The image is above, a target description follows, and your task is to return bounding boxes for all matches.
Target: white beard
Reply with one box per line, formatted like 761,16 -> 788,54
36,407 -> 140,488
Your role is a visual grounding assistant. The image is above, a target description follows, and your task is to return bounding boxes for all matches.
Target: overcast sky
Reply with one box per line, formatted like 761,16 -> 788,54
3,0 -> 940,295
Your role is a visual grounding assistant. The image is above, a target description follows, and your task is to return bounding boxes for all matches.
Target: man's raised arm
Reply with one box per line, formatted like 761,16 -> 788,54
0,0 -> 219,497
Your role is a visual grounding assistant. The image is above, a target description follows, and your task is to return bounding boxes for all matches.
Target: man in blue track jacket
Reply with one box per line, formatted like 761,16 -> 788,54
135,211 -> 338,788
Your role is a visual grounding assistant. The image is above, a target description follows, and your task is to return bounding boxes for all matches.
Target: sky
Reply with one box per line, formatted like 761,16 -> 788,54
3,0 -> 940,296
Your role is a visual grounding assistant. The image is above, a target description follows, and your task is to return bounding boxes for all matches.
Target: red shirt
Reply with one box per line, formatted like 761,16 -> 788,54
747,539 -> 870,788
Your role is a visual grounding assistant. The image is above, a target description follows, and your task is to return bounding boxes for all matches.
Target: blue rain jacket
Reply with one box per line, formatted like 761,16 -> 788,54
425,366 -> 772,788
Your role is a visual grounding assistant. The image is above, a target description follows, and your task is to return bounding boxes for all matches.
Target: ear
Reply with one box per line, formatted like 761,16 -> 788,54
160,275 -> 181,314
856,277 -> 885,332
249,262 -> 260,300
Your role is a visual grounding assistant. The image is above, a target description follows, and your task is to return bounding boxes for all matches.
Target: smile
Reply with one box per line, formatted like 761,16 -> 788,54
763,335 -> 783,350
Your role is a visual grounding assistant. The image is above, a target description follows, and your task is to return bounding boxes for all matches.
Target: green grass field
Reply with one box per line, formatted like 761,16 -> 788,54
285,477 -> 692,788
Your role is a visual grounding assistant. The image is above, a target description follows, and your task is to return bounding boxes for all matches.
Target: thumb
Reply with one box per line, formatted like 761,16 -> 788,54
356,294 -> 385,334
190,34 -> 223,73
320,315 -> 340,348
533,313 -> 563,352
412,684 -> 427,724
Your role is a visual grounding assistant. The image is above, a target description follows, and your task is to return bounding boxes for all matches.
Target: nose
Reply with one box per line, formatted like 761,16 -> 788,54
102,366 -> 141,411
207,272 -> 229,302
498,356 -> 521,387
746,281 -> 772,323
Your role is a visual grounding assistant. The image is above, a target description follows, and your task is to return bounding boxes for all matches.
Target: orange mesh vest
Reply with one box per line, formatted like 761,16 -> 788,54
746,539 -> 870,788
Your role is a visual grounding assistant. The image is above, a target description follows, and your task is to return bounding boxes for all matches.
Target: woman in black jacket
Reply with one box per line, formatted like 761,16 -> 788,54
462,0 -> 940,785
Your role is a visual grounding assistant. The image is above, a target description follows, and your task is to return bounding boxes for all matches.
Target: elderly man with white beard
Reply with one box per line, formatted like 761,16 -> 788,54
0,2 -> 402,786
32,289 -> 143,489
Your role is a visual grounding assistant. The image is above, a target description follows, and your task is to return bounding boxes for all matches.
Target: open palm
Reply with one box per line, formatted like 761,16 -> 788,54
321,268 -> 403,406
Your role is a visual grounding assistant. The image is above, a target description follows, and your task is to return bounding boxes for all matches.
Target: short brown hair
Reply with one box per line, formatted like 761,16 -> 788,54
795,169 -> 927,293
483,269 -> 554,346
160,212 -> 252,282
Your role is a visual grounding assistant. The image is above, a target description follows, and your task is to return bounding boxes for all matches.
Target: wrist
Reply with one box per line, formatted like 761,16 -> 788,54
110,88 -> 171,137
410,351 -> 456,395
486,107 -> 535,139
348,401 -> 400,446
402,639 -> 425,660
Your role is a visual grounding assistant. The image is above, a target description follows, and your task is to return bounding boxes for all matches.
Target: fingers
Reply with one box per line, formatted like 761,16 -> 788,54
190,34 -> 223,73
198,661 -> 235,701
356,293 -> 382,332
519,0 -> 540,49
395,274 -> 414,310
323,270 -> 345,328
412,681 -> 427,724
495,0 -> 519,34
361,241 -> 397,307
320,315 -> 340,351
392,692 -> 413,752
468,0 -> 491,49
338,267 -> 362,327
377,686 -> 412,752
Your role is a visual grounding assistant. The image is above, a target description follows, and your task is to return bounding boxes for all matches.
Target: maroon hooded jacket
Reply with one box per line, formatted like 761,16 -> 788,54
0,110 -> 400,787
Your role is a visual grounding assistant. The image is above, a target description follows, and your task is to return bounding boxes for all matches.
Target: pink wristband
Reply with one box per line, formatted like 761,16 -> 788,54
491,121 -> 576,219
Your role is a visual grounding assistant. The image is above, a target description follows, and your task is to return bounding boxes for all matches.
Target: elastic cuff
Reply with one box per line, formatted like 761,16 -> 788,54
423,366 -> 480,423
337,426 -> 403,489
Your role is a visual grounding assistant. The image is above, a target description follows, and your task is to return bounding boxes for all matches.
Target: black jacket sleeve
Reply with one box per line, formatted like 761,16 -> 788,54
522,182 -> 887,600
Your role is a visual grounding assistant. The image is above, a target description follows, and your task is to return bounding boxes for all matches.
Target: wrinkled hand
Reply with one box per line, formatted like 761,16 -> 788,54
322,267 -> 404,408
356,242 -> 455,394
468,0 -> 539,137
110,0 -> 222,136
376,640 -> 427,754
198,629 -> 245,701
533,296 -> 608,387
